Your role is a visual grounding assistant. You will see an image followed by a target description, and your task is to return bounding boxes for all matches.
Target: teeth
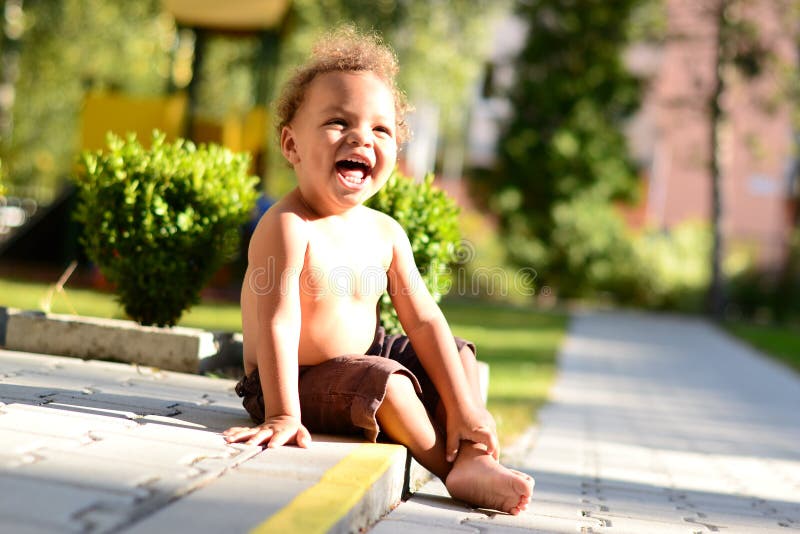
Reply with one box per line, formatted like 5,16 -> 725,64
343,157 -> 370,167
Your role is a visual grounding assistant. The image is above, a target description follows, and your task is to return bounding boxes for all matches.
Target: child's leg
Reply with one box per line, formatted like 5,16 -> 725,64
434,344 -> 486,429
376,372 -> 533,514
376,372 -> 450,479
459,344 -> 485,407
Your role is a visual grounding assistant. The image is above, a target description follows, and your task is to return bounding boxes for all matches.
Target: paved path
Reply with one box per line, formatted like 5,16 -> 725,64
0,349 -> 407,533
373,310 -> 800,533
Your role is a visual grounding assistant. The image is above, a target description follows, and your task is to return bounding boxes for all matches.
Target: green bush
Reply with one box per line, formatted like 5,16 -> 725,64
626,222 -> 712,309
727,229 -> 800,323
366,169 -> 461,333
546,192 -> 636,298
73,131 -> 258,326
522,191 -> 718,311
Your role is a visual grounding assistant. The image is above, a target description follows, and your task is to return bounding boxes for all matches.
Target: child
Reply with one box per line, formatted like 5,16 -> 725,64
223,28 -> 534,515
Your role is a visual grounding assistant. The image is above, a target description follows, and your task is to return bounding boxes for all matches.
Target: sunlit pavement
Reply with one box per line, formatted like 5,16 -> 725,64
0,350 -> 407,533
372,311 -> 800,533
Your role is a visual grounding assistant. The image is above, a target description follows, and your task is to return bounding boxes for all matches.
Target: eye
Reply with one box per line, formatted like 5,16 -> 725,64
326,118 -> 347,128
374,125 -> 393,137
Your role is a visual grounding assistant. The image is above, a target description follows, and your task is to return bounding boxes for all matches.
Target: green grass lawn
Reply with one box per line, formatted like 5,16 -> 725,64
441,300 -> 567,443
0,277 -> 242,331
725,321 -> 800,374
0,277 -> 567,443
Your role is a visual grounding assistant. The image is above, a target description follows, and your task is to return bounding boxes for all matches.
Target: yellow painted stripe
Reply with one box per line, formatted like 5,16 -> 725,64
250,443 -> 404,534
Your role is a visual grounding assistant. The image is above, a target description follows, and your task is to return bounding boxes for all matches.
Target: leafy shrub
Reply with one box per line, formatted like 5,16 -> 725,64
727,229 -> 800,323
366,169 -> 461,333
626,222 -> 712,309
73,131 -> 258,326
546,192 -> 636,299
517,191 -> 719,311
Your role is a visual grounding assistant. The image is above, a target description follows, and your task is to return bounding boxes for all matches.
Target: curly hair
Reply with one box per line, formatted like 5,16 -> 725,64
275,27 -> 412,145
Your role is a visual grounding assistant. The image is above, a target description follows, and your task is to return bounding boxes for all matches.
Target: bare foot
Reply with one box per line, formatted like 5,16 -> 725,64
445,444 -> 534,515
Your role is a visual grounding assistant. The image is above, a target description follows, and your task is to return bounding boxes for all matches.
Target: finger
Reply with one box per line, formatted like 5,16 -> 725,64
296,426 -> 312,448
488,432 -> 500,460
471,427 -> 498,459
247,428 -> 274,446
222,427 -> 249,439
225,428 -> 258,443
445,434 -> 460,463
266,428 -> 292,449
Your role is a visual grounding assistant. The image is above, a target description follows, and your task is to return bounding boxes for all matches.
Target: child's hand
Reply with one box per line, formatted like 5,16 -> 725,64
223,415 -> 312,449
446,407 -> 499,462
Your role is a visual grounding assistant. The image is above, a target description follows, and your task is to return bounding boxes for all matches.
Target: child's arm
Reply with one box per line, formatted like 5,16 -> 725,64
224,210 -> 311,448
386,218 -> 499,462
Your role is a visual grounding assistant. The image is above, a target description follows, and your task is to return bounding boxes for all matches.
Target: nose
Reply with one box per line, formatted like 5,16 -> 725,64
347,125 -> 373,147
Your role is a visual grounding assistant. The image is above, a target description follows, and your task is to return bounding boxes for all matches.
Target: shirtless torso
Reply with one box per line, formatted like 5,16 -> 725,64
241,189 -> 397,375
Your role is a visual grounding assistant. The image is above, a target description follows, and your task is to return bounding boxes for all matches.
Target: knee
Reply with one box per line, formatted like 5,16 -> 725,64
458,343 -> 477,368
384,372 -> 418,403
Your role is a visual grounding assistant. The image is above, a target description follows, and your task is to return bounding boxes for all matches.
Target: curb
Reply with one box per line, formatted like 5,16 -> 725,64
1,307 -> 219,373
250,443 -> 408,534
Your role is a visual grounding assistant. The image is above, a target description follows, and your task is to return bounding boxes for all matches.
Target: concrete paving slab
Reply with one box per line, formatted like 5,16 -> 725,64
372,520 -> 480,534
0,427 -> 89,459
63,431 -> 241,468
165,403 -> 253,432
234,438 -> 362,481
42,391 -> 184,416
0,402 -> 139,435
91,419 -> 241,449
9,448 -> 193,498
0,472 -> 140,532
122,470 -> 315,534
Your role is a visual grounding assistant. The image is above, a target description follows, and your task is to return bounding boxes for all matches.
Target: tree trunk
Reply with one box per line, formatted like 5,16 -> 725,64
708,0 -> 727,321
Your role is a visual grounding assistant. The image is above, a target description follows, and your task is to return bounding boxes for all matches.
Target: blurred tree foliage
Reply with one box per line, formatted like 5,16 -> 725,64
0,0 -> 172,201
0,0 -> 504,203
481,0 -> 647,297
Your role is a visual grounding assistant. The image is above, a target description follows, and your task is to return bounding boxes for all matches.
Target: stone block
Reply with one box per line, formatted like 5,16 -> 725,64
164,403 -> 251,432
236,438 -> 360,481
0,472 -> 138,532
12,448 -> 192,498
0,402 -> 138,437
5,311 -> 217,373
122,470 -> 315,534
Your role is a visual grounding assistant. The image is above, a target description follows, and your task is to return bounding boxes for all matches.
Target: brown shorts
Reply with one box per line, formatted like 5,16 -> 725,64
233,326 -> 476,442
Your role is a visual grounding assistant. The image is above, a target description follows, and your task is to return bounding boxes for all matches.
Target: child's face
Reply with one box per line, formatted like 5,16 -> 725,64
281,70 -> 398,214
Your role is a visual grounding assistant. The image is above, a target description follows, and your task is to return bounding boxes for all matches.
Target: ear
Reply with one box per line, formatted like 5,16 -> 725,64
280,125 -> 300,166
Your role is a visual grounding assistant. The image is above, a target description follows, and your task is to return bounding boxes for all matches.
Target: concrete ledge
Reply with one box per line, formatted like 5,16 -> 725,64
250,442 -> 407,534
3,308 -> 217,373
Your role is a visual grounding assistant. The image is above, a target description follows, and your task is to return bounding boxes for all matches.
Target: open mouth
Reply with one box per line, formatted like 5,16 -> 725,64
335,157 -> 372,186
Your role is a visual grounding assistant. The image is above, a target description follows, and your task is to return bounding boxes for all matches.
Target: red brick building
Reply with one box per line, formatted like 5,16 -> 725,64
626,0 -> 798,270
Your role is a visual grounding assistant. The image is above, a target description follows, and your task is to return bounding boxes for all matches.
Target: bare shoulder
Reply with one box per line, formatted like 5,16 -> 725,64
248,191 -> 310,264
361,206 -> 406,244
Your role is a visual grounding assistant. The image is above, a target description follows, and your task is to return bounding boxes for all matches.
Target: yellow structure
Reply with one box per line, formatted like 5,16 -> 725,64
162,0 -> 290,31
80,92 -> 188,151
80,1 -> 289,165
191,107 -> 268,156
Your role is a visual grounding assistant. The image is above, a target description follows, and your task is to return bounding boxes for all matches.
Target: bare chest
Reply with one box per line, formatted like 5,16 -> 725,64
300,229 -> 391,301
